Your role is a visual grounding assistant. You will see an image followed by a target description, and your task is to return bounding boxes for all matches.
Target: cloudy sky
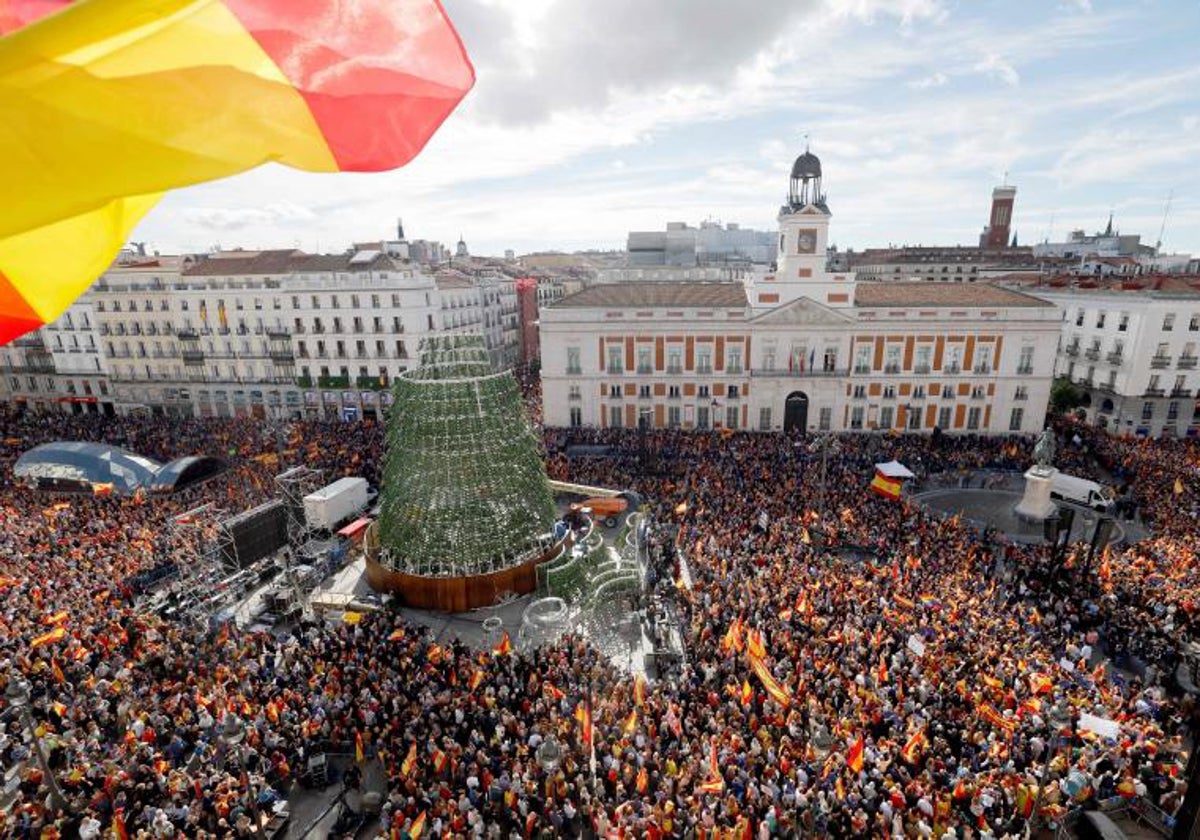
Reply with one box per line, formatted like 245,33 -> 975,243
134,0 -> 1200,258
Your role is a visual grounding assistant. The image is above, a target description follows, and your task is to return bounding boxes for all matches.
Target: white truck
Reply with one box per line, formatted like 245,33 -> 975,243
303,477 -> 369,531
1049,472 -> 1115,513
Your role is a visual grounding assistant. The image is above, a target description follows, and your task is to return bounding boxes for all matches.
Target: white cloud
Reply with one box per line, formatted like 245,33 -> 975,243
908,71 -> 947,89
973,54 -> 1020,86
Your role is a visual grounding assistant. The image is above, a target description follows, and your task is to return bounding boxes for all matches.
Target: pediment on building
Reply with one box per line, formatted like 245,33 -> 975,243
750,296 -> 855,327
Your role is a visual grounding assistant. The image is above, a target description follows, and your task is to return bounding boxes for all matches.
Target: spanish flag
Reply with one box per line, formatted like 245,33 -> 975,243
92,482 -> 114,497
354,730 -> 365,764
113,808 -> 130,840
846,734 -> 864,773
749,654 -> 791,707
401,742 -> 417,777
623,710 -> 638,736
574,701 -> 592,747
408,810 -> 427,840
31,626 -> 65,647
387,628 -> 406,642
900,727 -> 926,764
1175,478 -> 1185,495
0,0 -> 473,345
633,674 -> 647,707
51,657 -> 65,683
746,628 -> 766,661
492,630 -> 513,657
431,746 -> 448,774
469,669 -> 485,692
869,469 -> 902,500
636,765 -> 649,794
42,611 -> 69,626
740,680 -> 753,707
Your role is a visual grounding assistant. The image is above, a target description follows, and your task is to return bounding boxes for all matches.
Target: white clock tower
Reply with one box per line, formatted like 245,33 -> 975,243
761,147 -> 855,309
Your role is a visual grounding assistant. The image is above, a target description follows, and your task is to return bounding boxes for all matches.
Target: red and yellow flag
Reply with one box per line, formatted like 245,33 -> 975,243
492,630 -> 513,657
42,610 -> 68,626
740,679 -> 753,707
0,0 -> 473,345
31,626 -> 65,647
622,709 -> 638,736
355,730 -> 365,764
408,810 -> 427,840
431,746 -> 448,774
749,654 -> 791,707
401,742 -> 417,777
846,734 -> 864,773
869,470 -> 902,500
636,765 -> 649,794
113,808 -> 130,840
633,674 -> 647,707
574,701 -> 593,748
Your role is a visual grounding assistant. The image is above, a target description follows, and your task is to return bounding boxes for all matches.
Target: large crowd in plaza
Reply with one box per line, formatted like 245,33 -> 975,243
0,395 -> 1198,838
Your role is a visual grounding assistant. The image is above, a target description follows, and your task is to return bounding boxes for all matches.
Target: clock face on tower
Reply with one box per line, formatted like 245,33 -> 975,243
796,229 -> 817,254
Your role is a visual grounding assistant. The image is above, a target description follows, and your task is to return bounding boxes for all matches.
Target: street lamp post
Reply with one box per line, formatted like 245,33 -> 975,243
219,714 -> 264,839
5,678 -> 70,815
1026,703 -> 1074,838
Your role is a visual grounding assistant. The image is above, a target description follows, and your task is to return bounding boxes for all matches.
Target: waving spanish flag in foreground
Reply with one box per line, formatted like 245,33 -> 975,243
0,0 -> 473,344
869,468 -> 902,500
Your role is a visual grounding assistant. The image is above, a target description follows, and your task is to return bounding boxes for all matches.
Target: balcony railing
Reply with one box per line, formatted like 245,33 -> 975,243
1106,352 -> 1124,365
1084,348 -> 1100,361
1016,365 -> 1034,375
851,391 -> 867,400
181,351 -> 205,365
884,364 -> 901,375
974,364 -> 991,374
750,367 -> 847,378
1177,355 -> 1197,369
355,375 -> 387,391
606,365 -> 623,375
1150,355 -> 1171,369
696,365 -> 713,375
565,365 -> 582,376
636,366 -> 653,375
318,375 -> 350,389
1144,387 -> 1165,397
1171,388 -> 1192,398
943,364 -> 961,374
911,391 -> 926,400
853,365 -> 871,375
913,364 -> 931,375
1064,346 -> 1080,357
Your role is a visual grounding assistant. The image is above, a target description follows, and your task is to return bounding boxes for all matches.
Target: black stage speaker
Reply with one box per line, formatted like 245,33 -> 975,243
220,500 -> 288,567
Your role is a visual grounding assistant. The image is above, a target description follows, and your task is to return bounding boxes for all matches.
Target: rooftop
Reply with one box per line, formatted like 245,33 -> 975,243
854,282 -> 1055,308
1003,273 -> 1200,297
182,249 -> 405,277
552,282 -> 749,309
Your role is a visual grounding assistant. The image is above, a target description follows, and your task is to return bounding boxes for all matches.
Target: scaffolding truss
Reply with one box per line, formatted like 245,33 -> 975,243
377,335 -> 558,578
167,503 -> 240,627
273,466 -> 325,545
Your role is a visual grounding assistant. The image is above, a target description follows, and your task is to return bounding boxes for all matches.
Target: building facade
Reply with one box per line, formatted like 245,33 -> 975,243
541,151 -> 1060,435
1022,281 -> 1200,437
0,244 -> 526,420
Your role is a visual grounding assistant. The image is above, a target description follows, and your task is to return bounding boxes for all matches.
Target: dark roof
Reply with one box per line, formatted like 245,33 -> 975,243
183,250 -> 402,276
12,443 -> 225,494
552,282 -> 748,309
854,282 -> 1055,308
791,151 -> 822,179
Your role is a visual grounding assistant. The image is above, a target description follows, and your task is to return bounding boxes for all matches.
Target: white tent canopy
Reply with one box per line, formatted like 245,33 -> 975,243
875,460 -> 915,479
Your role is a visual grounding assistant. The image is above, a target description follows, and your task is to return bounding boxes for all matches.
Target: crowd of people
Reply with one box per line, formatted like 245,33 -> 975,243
0,400 -> 1198,838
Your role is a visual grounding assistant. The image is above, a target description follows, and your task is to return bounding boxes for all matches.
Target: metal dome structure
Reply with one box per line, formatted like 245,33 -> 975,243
787,147 -> 828,212
365,335 -> 567,611
790,150 -> 822,179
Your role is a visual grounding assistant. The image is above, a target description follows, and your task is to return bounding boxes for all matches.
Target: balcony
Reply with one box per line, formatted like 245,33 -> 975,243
269,351 -> 295,365
1106,352 -> 1124,365
750,367 -> 847,379
911,391 -> 926,400
1084,348 -> 1100,361
943,364 -> 961,375
177,329 -> 199,341
851,391 -> 867,400
974,364 -> 991,374
884,364 -> 901,375
1064,345 -> 1080,357
296,375 -> 313,388
1144,388 -> 1165,397
636,366 -> 653,375
606,366 -> 623,375
970,391 -> 986,400
266,329 -> 291,341
1016,365 -> 1034,375
181,350 -> 205,365
853,365 -> 871,375
1171,388 -> 1192,398
666,365 -> 682,375
355,375 -> 387,391
1177,355 -> 1197,369
1150,355 -> 1171,369
13,335 -> 45,349
318,375 -> 350,389
913,364 -> 931,375
696,365 -> 713,375
1097,382 -> 1119,395
726,365 -> 744,375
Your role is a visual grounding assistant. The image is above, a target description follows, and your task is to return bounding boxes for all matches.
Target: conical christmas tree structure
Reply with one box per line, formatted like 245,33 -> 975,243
374,335 -> 557,582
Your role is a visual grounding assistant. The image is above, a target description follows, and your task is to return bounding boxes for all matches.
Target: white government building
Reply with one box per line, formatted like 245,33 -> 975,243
540,149 -> 1062,434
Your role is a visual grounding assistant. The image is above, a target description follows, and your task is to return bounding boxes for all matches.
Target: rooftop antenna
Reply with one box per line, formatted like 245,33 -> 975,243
1002,169 -> 1009,187
1155,190 -> 1174,255
1044,210 -> 1056,244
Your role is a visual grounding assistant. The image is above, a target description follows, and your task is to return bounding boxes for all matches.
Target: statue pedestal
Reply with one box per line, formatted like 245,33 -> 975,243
1015,466 -> 1058,523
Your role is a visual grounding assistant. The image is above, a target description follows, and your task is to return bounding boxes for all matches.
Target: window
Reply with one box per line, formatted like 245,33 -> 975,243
915,346 -> 932,374
1118,313 -> 1129,332
763,350 -> 776,372
569,406 -> 582,427
567,347 -> 581,375
941,385 -> 954,399
727,385 -> 739,399
1014,385 -> 1028,401
823,348 -> 838,372
975,347 -> 992,374
850,406 -> 864,429
944,347 -> 962,374
696,348 -> 712,374
759,407 -> 772,430
668,406 -> 682,428
913,386 -> 926,399
609,405 -> 623,428
1190,314 -> 1200,331
1096,311 -> 1106,329
852,385 -> 866,399
568,384 -> 581,401
607,347 -> 623,374
698,385 -> 710,398
1009,407 -> 1024,431
937,406 -> 952,429
967,407 -> 981,430
667,348 -> 682,374
884,345 -> 901,374
854,346 -> 871,374
609,385 -> 622,398
725,405 -> 739,429
696,406 -> 710,430
1075,309 -> 1084,327
1167,401 -> 1179,421
668,385 -> 681,399
1164,313 -> 1176,331
727,347 -> 743,374
637,346 -> 652,374
907,407 -> 921,429
1173,374 -> 1185,393
879,406 -> 894,429
638,384 -> 651,399
882,385 -> 896,399
819,407 -> 832,431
